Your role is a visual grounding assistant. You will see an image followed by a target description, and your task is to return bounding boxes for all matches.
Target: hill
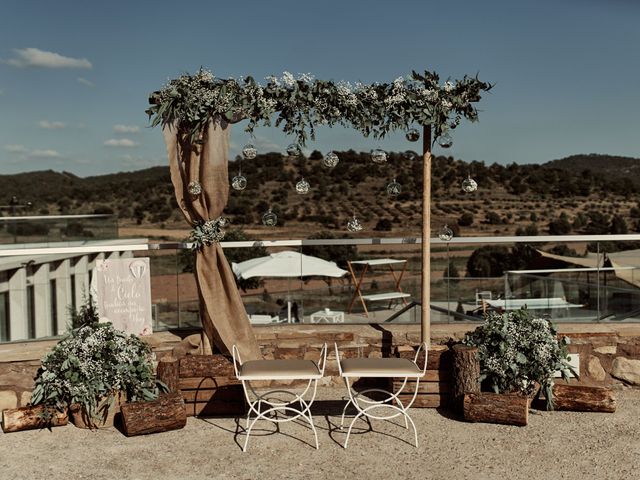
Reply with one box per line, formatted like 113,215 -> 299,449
544,154 -> 640,188
1,152 -> 640,239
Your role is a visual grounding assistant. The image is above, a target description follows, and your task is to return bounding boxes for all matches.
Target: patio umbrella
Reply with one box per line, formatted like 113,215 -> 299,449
232,251 -> 347,322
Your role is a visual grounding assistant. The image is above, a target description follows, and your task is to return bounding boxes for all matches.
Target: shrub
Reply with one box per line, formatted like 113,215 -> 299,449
464,308 -> 576,409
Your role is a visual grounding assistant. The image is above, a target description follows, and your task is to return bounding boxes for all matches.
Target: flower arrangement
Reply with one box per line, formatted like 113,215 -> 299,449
147,68 -> 492,147
188,216 -> 229,250
464,308 -> 577,409
30,320 -> 160,427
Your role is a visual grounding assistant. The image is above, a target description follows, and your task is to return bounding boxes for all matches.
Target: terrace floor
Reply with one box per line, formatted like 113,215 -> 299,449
2,387 -> 639,480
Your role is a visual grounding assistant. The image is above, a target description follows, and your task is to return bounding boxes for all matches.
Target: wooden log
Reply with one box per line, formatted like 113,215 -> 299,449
551,384 -> 616,413
463,393 -> 529,426
179,354 -> 235,378
120,393 -> 187,436
452,345 -> 480,412
157,356 -> 180,393
2,405 -> 68,433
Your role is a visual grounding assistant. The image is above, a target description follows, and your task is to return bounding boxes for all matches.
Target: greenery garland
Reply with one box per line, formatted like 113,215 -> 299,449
147,69 -> 492,146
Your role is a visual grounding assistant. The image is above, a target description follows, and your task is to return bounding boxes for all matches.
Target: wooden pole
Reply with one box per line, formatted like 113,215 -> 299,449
421,125 -> 432,344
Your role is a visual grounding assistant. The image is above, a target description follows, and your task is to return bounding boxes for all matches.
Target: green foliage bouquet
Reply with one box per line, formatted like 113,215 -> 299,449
31,322 -> 159,426
464,308 -> 576,409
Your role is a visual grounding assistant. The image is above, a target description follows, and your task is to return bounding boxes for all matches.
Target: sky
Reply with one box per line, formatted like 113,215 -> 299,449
0,0 -> 638,176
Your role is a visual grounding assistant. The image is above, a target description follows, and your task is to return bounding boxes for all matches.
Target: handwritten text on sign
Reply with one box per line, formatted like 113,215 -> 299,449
95,258 -> 152,335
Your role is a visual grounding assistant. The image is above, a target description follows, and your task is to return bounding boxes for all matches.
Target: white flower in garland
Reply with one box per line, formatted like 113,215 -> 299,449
443,81 -> 455,92
189,216 -> 228,250
281,71 -> 296,88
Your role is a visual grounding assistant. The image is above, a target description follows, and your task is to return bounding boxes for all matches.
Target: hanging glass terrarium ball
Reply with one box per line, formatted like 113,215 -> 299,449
295,178 -> 310,195
262,208 -> 278,227
347,215 -> 363,232
405,128 -> 420,142
231,175 -> 247,191
322,151 -> 339,168
449,116 -> 461,129
242,144 -> 257,159
286,143 -> 301,157
461,175 -> 478,193
386,179 -> 402,197
187,181 -> 202,196
437,132 -> 453,149
438,225 -> 454,242
403,150 -> 417,161
371,149 -> 388,164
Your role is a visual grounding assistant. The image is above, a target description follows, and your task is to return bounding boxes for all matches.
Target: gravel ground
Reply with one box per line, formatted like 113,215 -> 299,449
2,388 -> 639,480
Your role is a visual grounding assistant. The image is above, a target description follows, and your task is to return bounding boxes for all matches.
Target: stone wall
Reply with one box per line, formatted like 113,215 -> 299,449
2,323 -> 640,412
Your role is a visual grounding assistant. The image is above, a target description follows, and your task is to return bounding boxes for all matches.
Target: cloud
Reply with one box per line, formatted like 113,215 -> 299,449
7,48 -> 92,69
104,138 -> 139,148
38,120 -> 67,129
77,77 -> 94,87
113,124 -> 140,134
30,149 -> 63,158
4,144 -> 27,153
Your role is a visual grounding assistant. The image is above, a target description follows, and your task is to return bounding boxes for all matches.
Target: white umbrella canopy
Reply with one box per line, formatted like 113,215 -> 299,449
232,251 -> 347,323
232,250 -> 347,279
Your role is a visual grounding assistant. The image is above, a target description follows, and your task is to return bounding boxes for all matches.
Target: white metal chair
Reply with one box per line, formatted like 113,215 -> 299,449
335,342 -> 428,448
232,344 -> 328,452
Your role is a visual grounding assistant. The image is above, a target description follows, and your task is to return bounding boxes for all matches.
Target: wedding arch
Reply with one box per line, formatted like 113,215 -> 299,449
148,69 -> 492,359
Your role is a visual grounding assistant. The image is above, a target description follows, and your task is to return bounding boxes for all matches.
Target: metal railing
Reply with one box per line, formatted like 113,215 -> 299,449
3,233 -> 640,342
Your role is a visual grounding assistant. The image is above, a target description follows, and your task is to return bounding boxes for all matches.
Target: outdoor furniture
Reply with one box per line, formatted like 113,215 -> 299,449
484,297 -> 584,311
347,258 -> 410,317
335,342 -> 428,448
309,309 -> 345,323
232,343 -> 328,451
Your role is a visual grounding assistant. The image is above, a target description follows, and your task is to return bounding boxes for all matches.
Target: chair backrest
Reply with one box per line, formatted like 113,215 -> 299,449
414,342 -> 429,375
231,345 -> 242,378
318,343 -> 328,375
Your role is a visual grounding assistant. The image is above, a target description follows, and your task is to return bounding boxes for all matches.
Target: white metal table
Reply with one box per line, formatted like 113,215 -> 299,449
309,310 -> 345,323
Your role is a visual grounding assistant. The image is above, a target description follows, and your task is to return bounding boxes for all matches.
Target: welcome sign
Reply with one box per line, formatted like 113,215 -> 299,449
95,258 -> 152,336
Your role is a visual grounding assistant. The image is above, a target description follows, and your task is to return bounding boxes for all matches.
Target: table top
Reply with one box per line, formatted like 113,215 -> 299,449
349,258 -> 407,266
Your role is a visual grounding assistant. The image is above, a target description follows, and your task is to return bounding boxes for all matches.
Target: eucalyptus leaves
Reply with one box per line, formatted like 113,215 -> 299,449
188,216 -> 229,250
147,68 -> 491,147
31,321 -> 159,427
464,308 -> 576,410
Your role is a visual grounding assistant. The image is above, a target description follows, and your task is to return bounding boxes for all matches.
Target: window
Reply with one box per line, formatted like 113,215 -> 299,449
0,292 -> 9,342
27,285 -> 35,339
70,273 -> 76,313
50,279 -> 58,336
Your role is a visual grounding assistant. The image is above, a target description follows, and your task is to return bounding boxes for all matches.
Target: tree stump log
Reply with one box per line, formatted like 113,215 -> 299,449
551,384 -> 616,412
2,405 -> 68,433
157,356 -> 180,393
120,393 -> 187,437
452,344 -> 480,412
463,393 -> 529,426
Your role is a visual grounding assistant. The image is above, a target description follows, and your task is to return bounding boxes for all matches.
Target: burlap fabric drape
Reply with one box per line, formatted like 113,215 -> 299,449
162,118 -> 261,360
